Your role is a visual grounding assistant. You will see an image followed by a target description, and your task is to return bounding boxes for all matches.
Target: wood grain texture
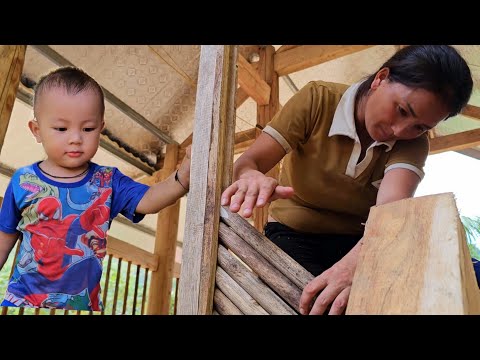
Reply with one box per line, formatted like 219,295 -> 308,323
0,45 -> 26,154
215,266 -> 268,315
219,222 -> 303,310
220,207 -> 314,289
147,143 -> 180,314
106,236 -> 158,270
218,245 -> 297,314
177,46 -> 238,314
274,45 -> 373,76
213,288 -> 243,315
347,193 -> 480,314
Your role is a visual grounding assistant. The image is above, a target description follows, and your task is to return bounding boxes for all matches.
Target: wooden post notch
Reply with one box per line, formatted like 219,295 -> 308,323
347,193 -> 480,315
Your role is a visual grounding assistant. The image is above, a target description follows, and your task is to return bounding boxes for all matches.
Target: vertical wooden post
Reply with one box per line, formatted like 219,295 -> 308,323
147,143 -> 180,314
0,45 -> 26,155
254,45 -> 280,232
177,45 -> 238,314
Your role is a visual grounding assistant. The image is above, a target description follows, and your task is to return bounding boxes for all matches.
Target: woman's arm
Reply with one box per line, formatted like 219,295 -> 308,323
299,167 -> 422,315
221,132 -> 294,218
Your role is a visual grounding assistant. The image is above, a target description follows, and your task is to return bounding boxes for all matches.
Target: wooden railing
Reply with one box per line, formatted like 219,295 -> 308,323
0,236 -> 179,315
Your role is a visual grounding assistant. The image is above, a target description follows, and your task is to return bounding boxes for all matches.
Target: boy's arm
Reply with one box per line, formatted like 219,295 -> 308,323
0,231 -> 20,271
135,146 -> 191,214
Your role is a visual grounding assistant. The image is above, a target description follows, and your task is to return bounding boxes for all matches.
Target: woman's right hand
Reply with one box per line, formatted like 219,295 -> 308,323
221,169 -> 294,218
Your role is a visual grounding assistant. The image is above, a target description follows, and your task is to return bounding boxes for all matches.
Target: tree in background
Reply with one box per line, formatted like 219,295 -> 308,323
461,215 -> 480,260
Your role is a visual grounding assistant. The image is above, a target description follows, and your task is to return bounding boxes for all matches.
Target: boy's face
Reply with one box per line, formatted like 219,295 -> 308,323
29,87 -> 104,170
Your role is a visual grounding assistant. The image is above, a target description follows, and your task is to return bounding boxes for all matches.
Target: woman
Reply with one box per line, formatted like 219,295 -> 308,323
221,45 -> 473,315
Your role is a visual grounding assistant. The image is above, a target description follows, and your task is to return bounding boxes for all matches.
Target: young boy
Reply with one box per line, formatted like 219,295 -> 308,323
0,66 -> 191,311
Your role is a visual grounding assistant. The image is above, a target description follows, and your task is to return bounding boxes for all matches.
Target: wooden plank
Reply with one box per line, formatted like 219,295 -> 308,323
111,258 -> 122,314
122,261 -> 132,314
218,245 -> 297,314
0,45 -> 26,154
220,207 -> 314,289
215,266 -> 268,315
461,104 -> 480,120
147,143 -> 181,315
275,45 -> 300,53
141,268 -> 149,315
132,264 -> 141,315
235,87 -> 249,108
213,288 -> 243,315
177,45 -> 238,315
237,54 -> 270,106
346,193 -> 480,314
101,254 -> 113,315
218,222 -> 303,310
107,236 -> 158,271
429,128 -> 480,154
274,45 -> 373,76
254,46 -> 280,230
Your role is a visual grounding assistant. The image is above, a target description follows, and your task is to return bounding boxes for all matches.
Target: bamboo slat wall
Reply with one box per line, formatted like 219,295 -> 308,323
213,207 -> 314,315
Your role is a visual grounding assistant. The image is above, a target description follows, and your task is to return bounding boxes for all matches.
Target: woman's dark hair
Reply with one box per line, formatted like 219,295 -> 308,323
356,45 -> 473,119
33,66 -> 105,118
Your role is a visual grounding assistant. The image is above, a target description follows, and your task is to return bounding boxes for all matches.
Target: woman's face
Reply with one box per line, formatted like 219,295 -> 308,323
364,68 -> 450,142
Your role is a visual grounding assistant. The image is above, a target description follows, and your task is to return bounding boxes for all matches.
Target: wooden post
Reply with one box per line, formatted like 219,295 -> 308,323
147,143 -> 181,314
0,45 -> 26,155
177,45 -> 237,314
347,193 -> 480,314
254,45 -> 280,232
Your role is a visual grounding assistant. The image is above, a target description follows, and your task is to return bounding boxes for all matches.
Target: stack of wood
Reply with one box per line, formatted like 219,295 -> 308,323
214,207 -> 314,315
347,192 -> 480,315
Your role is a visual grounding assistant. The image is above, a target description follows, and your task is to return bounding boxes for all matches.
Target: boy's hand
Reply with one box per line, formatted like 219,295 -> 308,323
177,145 -> 191,190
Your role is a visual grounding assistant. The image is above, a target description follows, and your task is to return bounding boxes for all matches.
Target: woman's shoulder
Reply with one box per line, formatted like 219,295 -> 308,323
303,80 -> 350,97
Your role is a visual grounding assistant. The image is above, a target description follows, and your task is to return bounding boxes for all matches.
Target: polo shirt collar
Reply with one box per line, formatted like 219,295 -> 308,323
328,81 -> 395,152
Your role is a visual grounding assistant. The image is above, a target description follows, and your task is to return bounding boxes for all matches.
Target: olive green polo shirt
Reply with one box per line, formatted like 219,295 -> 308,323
263,81 -> 429,235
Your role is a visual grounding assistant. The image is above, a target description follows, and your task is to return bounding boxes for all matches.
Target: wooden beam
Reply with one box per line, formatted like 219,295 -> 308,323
237,54 -> 270,106
217,244 -> 296,314
235,87 -> 249,108
0,46 -> 26,154
461,104 -> 480,120
254,45 -> 280,230
30,45 -> 177,145
274,45 -> 373,76
429,128 -> 480,154
220,208 -> 314,289
147,144 -> 181,315
106,236 -> 159,271
177,45 -> 238,315
347,193 -> 480,314
276,45 -> 300,53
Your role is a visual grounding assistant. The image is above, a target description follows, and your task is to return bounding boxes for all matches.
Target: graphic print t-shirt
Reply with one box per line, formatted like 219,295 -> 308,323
0,162 -> 149,311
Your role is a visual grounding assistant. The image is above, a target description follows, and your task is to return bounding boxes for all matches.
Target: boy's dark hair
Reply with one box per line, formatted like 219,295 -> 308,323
33,66 -> 105,118
356,45 -> 473,119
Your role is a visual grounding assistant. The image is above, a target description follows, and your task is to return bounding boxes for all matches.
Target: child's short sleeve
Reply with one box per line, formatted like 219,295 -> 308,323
110,168 -> 150,223
0,181 -> 21,234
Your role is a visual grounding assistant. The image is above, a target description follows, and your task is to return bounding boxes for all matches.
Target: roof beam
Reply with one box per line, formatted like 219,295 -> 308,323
235,87 -> 250,108
30,45 -> 177,145
429,128 -> 480,154
274,45 -> 373,76
237,54 -> 270,105
16,86 -> 155,175
461,104 -> 480,120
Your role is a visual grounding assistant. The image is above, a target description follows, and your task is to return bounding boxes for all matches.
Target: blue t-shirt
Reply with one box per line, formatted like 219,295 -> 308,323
0,161 -> 149,311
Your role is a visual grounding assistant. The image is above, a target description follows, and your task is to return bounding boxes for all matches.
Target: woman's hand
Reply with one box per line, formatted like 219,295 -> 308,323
221,169 -> 294,218
299,240 -> 362,315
